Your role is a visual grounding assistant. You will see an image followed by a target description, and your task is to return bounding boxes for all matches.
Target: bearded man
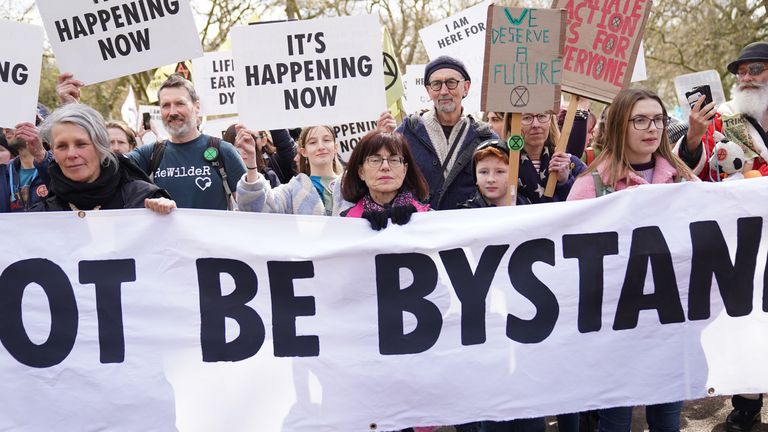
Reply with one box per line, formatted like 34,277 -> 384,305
126,74 -> 245,210
678,42 -> 768,181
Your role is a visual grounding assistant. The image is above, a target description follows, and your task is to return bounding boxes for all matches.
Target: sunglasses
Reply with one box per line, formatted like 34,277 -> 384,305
736,63 -> 768,78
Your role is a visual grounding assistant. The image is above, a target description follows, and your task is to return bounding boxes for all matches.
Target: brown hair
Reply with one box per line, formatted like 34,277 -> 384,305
105,120 -> 138,150
474,146 -> 509,166
222,124 -> 277,174
297,125 -> 342,175
583,88 -> 695,187
500,112 -> 561,155
342,131 -> 429,202
157,73 -> 198,103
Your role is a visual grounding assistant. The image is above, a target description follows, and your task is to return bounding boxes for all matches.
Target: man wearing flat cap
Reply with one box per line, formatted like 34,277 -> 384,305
677,41 -> 768,181
377,55 -> 496,210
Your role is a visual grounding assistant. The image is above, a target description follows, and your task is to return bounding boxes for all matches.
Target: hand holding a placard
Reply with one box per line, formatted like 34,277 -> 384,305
547,151 -> 574,184
685,96 -> 716,153
56,72 -> 84,105
13,122 -> 46,163
234,124 -> 259,182
377,110 -> 398,133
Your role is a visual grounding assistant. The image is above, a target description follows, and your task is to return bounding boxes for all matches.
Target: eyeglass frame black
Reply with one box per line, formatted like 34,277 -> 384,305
520,113 -> 553,125
736,62 -> 768,78
364,155 -> 405,168
628,115 -> 670,130
425,78 -> 465,92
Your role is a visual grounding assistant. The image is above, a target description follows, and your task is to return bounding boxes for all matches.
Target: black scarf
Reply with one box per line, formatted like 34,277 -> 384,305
49,158 -> 122,210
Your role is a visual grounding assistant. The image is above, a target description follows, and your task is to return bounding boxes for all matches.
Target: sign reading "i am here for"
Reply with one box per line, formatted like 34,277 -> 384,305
481,6 -> 565,114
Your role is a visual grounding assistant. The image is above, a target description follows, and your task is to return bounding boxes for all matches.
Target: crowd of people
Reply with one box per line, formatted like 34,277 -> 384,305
1,32 -> 767,432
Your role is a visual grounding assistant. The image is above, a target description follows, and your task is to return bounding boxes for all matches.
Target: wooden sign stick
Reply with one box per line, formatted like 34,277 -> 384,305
505,113 -> 523,207
543,94 -> 580,197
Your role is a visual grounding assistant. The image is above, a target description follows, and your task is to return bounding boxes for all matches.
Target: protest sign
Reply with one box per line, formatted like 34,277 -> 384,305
674,70 -> 726,119
383,27 -> 405,109
36,0 -> 203,85
403,64 -> 432,114
419,1 -> 491,113
138,104 -> 168,140
554,0 -> 652,103
192,51 -> 238,116
631,41 -> 647,82
0,20 -> 43,128
4,179 -> 768,431
231,14 -> 385,130
481,6 -> 566,114
201,116 -> 238,141
334,120 -> 378,162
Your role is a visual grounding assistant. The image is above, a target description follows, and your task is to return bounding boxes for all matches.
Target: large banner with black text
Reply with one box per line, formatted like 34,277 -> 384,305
3,179 -> 768,431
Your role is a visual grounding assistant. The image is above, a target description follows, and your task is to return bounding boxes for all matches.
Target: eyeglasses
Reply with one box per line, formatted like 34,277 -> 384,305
629,115 -> 669,130
426,78 -> 465,91
365,155 -> 404,168
521,113 -> 552,125
736,63 -> 768,78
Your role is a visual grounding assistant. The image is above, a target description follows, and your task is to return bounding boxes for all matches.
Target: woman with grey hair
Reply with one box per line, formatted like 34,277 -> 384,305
31,103 -> 176,213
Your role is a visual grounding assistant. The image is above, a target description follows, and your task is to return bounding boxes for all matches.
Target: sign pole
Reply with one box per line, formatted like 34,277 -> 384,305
543,94 -> 579,198
505,113 -> 523,207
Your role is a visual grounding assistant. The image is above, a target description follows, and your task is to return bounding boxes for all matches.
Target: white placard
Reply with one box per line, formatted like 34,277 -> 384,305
674,70 -> 727,118
418,1 -> 491,114
192,51 -> 238,116
333,120 -> 378,162
201,115 -> 238,141
138,104 -> 168,141
4,179 -> 768,431
631,42 -> 647,82
232,15 -> 386,130
36,0 -> 203,85
403,64 -> 432,115
0,20 -> 43,128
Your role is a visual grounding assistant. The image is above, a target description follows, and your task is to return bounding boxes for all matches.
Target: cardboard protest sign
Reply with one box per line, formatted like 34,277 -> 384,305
36,0 -> 203,85
192,52 -> 237,116
481,6 -> 566,114
334,120 -> 378,162
231,14 -> 385,130
553,0 -> 652,103
0,20 -> 44,128
674,70 -> 726,118
403,64 -> 433,115
419,1 -> 491,113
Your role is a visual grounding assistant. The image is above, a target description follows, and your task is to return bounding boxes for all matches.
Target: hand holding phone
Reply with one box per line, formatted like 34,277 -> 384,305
685,85 -> 713,109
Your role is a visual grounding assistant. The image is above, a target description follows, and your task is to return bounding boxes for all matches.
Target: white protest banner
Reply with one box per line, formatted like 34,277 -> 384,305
419,1 -> 491,113
403,64 -> 432,115
481,6 -> 566,114
36,0 -> 203,85
201,115 -> 238,140
4,179 -> 768,431
553,0 -> 653,103
192,51 -> 238,116
138,104 -> 168,140
333,120 -> 378,162
231,15 -> 385,130
674,70 -> 727,119
0,20 -> 43,128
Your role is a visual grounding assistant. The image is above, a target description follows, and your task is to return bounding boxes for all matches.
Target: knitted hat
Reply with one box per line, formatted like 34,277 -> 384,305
424,55 -> 471,84
727,42 -> 768,74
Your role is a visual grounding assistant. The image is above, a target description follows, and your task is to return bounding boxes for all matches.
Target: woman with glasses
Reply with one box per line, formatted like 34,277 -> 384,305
568,88 -> 696,201
236,125 -> 347,215
341,130 -> 430,230
497,111 -> 586,204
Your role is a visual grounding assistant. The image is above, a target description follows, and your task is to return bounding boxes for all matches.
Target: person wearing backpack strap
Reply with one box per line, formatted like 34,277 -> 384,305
376,55 -> 498,210
125,74 -> 246,210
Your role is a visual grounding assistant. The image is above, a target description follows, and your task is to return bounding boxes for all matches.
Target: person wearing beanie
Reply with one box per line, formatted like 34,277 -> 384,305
676,41 -> 768,184
377,55 -> 497,210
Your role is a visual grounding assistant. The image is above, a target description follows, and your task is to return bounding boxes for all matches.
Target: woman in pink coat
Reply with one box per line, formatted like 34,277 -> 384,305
568,89 -> 697,201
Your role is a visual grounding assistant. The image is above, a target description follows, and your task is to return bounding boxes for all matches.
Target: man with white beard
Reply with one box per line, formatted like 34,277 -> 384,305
677,41 -> 768,181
